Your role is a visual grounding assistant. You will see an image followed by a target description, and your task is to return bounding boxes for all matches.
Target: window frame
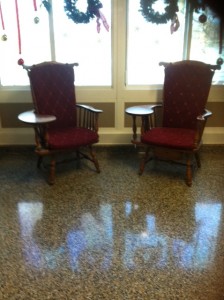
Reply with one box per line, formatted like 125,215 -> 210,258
0,0 -> 223,105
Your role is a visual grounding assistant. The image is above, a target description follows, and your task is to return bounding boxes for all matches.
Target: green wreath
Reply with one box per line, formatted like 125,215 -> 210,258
64,0 -> 103,24
42,1 -> 51,13
139,0 -> 179,24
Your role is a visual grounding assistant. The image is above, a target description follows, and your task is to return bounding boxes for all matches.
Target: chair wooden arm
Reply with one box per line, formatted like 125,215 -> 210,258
194,109 -> 212,147
76,104 -> 103,133
76,104 -> 103,114
197,108 -> 212,120
149,103 -> 163,128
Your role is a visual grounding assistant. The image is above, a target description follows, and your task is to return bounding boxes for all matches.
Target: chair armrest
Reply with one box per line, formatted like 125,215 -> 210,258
194,109 -> 212,147
76,104 -> 103,133
18,110 -> 56,125
197,108 -> 212,120
76,104 -> 103,114
150,103 -> 163,128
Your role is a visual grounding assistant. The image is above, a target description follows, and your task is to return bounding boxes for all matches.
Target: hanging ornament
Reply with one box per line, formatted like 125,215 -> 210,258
170,14 -> 180,34
216,57 -> 223,66
15,0 -> 22,55
0,1 -> 5,28
0,1 -> 7,41
199,13 -> 207,23
96,10 -> 109,33
34,16 -> 40,24
33,0 -> 39,23
17,58 -> 24,65
33,0 -> 37,11
1,33 -> 7,41
33,0 -> 40,24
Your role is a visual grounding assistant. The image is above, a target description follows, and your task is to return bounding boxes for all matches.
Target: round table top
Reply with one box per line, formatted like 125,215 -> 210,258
18,110 -> 56,124
125,105 -> 153,116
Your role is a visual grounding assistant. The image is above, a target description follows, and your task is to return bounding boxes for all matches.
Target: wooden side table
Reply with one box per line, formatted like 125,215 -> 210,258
18,110 -> 56,147
18,110 -> 56,125
125,105 -> 154,144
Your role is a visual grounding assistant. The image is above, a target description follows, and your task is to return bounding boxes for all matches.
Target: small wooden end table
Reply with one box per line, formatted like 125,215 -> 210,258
18,110 -> 56,124
125,105 -> 154,144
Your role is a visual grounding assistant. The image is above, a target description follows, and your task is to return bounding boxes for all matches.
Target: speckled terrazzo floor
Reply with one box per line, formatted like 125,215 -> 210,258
0,145 -> 224,300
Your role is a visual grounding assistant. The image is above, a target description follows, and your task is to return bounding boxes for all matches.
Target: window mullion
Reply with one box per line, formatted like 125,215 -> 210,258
183,0 -> 193,60
48,0 -> 56,61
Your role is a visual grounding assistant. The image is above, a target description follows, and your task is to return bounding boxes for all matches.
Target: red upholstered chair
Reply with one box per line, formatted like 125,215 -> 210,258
139,60 -> 220,186
18,61 -> 102,184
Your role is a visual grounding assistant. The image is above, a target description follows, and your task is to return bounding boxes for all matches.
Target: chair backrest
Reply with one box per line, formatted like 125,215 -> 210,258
162,60 -> 215,129
28,61 -> 77,129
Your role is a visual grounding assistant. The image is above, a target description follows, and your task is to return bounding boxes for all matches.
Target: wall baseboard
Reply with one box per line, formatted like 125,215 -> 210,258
0,127 -> 224,146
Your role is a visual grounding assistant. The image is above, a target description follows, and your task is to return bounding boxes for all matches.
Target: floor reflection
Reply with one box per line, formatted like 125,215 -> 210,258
66,205 -> 113,271
17,201 -> 222,272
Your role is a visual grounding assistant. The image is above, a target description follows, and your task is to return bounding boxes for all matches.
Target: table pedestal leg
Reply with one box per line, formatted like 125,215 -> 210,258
132,115 -> 137,141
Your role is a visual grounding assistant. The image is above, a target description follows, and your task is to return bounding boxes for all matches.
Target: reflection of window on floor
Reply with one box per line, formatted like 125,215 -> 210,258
17,201 -> 222,271
123,201 -> 222,270
67,204 -> 113,272
17,202 -> 44,268
17,202 -> 114,271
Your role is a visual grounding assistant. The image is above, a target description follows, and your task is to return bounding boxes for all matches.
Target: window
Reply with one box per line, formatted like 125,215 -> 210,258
0,0 -> 51,86
126,0 -> 224,85
126,0 -> 186,85
52,0 -> 112,86
0,0 -> 111,87
0,0 -> 223,87
190,7 -> 223,84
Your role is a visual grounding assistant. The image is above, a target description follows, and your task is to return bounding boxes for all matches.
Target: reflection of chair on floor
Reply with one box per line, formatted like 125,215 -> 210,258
156,202 -> 196,243
18,61 -> 103,184
123,202 -> 167,269
155,202 -> 197,268
139,60 -> 221,186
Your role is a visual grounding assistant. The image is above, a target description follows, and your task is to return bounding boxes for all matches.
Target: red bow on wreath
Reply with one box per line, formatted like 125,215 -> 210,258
88,4 -> 109,33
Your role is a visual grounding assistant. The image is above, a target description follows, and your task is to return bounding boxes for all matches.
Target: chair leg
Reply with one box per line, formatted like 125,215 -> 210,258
139,147 -> 150,175
186,156 -> 192,187
49,157 -> 56,185
195,152 -> 201,168
37,156 -> 43,168
89,146 -> 100,173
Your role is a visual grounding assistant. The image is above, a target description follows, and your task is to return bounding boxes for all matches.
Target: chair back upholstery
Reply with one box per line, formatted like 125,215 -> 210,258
162,60 -> 214,129
28,62 -> 77,129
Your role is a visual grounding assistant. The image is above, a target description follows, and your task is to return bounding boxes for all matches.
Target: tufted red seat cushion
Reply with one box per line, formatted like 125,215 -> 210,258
48,127 -> 99,150
141,127 -> 196,150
